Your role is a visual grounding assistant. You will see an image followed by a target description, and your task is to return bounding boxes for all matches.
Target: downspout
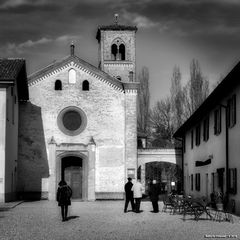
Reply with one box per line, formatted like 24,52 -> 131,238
220,104 -> 229,204
175,137 -> 184,194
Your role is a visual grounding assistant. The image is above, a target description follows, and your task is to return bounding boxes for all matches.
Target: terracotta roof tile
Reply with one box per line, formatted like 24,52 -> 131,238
0,59 -> 25,80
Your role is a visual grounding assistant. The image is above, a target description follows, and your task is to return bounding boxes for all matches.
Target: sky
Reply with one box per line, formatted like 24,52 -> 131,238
0,0 -> 240,106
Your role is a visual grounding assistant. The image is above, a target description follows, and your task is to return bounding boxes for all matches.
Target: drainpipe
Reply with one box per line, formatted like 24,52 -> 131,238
175,137 -> 184,194
220,104 -> 229,204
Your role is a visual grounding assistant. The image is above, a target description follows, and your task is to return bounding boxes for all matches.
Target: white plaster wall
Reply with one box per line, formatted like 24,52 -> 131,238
138,149 -> 182,166
184,103 -> 226,199
184,85 -> 240,214
0,88 -> 6,202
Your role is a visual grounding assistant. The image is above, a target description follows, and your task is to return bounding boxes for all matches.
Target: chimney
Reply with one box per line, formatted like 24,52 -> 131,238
114,13 -> 119,25
70,42 -> 75,56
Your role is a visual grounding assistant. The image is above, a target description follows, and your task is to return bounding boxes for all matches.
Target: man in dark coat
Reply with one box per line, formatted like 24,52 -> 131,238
124,177 -> 135,212
149,179 -> 160,213
57,180 -> 72,221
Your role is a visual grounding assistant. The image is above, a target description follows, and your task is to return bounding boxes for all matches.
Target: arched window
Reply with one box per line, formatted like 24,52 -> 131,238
119,44 -> 125,60
111,44 -> 118,60
55,80 -> 62,90
111,39 -> 126,61
116,76 -> 121,81
82,80 -> 89,91
129,71 -> 133,82
69,68 -> 76,84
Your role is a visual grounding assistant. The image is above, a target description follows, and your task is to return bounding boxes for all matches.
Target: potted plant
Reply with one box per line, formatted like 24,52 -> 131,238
215,191 -> 224,210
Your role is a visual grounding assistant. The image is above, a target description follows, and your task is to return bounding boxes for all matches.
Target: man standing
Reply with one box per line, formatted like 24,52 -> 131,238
124,177 -> 135,213
149,179 -> 160,213
132,178 -> 143,213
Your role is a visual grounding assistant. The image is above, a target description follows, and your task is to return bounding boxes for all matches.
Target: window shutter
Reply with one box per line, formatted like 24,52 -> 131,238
233,168 -> 237,194
233,95 -> 236,125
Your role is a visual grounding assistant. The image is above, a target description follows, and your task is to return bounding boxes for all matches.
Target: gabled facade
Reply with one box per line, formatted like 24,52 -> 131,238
0,59 -> 28,202
174,61 -> 240,215
17,23 -> 139,201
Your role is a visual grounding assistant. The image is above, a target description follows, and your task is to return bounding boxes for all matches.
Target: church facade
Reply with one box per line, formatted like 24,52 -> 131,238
1,23 -> 139,202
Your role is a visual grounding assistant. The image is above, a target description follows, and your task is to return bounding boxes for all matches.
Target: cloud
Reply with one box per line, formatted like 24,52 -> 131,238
4,35 -> 80,54
0,0 -> 48,9
121,11 -> 158,28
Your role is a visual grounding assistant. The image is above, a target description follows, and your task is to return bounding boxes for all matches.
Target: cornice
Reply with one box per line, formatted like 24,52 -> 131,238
28,56 -> 125,93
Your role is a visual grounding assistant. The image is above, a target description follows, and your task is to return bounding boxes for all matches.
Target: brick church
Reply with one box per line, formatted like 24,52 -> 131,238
0,21 -> 139,202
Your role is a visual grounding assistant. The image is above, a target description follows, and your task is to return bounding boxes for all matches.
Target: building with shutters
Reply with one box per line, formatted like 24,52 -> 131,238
174,61 -> 240,215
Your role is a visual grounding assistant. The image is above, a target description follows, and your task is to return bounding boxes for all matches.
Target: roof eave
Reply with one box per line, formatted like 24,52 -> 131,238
173,60 -> 240,138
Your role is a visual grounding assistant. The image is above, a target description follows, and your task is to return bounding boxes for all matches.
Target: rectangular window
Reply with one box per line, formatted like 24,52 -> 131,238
227,94 -> 236,128
191,130 -> 194,149
195,173 -> 200,191
203,116 -> 209,141
214,107 -> 221,135
127,168 -> 135,179
195,124 -> 201,146
229,168 -> 237,194
191,174 -> 193,191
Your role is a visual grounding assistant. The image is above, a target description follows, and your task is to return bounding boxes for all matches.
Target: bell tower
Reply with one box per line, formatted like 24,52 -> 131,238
96,14 -> 137,82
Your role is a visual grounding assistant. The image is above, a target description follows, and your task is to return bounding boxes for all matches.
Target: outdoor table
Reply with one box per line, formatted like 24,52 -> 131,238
190,198 -> 213,221
183,198 -> 213,221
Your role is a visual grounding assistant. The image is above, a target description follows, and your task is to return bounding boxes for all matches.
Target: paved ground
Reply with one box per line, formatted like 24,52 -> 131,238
0,200 -> 240,240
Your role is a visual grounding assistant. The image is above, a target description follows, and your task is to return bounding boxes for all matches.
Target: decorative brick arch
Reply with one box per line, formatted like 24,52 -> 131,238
137,149 -> 182,194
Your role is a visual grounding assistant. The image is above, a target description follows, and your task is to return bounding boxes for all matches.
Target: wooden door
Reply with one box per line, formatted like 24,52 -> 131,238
64,166 -> 82,199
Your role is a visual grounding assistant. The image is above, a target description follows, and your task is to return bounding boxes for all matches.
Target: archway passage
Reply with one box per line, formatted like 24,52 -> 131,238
62,156 -> 82,199
145,162 -> 182,195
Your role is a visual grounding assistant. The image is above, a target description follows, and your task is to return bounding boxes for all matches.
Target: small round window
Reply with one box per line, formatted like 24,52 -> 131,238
57,106 -> 87,136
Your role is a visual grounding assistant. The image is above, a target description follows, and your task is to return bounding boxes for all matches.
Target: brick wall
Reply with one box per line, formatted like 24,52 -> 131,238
18,64 -> 130,198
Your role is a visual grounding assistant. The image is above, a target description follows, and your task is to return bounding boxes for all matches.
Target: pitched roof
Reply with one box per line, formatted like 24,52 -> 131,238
28,54 -> 139,91
174,61 -> 240,138
0,59 -> 25,81
0,58 -> 29,100
96,24 -> 137,41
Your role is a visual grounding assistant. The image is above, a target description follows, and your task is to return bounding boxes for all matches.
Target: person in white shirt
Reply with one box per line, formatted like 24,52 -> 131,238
131,179 -> 143,213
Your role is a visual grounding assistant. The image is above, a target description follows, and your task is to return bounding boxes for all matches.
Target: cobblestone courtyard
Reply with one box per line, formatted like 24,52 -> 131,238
0,200 -> 240,240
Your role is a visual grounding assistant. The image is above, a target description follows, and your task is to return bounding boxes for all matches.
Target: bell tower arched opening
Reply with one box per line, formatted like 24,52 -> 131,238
96,19 -> 137,82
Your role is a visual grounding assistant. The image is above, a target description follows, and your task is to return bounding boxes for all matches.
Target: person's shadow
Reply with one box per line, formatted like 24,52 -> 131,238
66,216 -> 79,221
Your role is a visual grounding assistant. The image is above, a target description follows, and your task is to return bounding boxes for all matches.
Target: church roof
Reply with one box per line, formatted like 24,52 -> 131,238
96,24 -> 137,41
0,58 -> 29,100
174,60 -> 240,138
0,59 -> 25,80
28,54 -> 139,92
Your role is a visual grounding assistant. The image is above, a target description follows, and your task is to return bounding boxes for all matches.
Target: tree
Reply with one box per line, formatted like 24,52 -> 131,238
170,66 -> 184,130
149,59 -> 209,148
188,59 -> 209,115
137,66 -> 150,134
149,97 -> 174,148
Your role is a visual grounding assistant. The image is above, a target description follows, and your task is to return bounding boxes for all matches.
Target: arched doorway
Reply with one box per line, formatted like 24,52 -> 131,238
61,156 -> 82,199
145,162 -> 182,195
